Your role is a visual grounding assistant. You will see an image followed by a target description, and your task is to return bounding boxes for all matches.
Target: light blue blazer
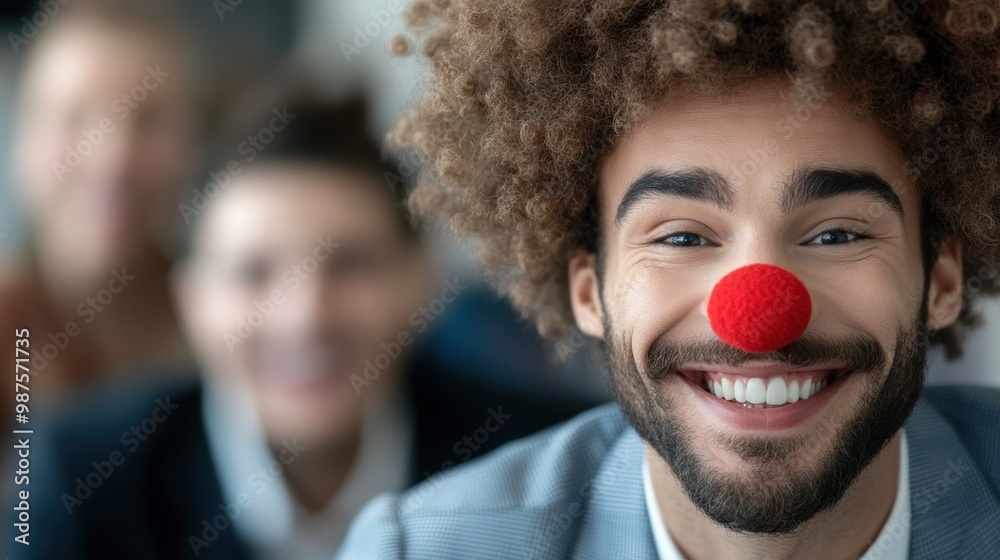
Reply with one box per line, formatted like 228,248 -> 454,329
338,386 -> 1000,559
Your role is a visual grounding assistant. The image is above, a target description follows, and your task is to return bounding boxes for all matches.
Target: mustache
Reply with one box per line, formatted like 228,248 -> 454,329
643,332 -> 886,381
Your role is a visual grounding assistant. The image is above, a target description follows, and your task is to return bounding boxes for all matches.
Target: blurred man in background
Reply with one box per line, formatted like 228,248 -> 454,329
0,0 -> 199,421
10,92 -> 589,559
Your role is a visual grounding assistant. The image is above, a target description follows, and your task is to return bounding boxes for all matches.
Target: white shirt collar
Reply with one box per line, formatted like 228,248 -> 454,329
643,430 -> 910,560
202,378 -> 413,560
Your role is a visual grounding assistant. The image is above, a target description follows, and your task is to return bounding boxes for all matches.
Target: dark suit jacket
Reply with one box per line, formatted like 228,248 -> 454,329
6,361 -> 596,560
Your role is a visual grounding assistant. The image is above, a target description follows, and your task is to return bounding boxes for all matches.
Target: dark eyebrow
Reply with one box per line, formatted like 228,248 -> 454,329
781,168 -> 903,219
614,168 -> 734,227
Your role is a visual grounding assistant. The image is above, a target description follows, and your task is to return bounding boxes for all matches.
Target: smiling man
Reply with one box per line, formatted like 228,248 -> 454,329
338,2 -> 1000,560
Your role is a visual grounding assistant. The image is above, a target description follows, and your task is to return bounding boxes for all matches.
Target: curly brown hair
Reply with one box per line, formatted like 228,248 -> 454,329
389,0 -> 1000,359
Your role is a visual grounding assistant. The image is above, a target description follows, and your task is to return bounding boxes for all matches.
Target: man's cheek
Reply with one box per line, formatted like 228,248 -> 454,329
615,264 -> 709,356
808,268 -> 912,339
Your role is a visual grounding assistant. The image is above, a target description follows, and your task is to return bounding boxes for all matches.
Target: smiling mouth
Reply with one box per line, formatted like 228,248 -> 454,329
258,346 -> 353,391
679,368 -> 852,409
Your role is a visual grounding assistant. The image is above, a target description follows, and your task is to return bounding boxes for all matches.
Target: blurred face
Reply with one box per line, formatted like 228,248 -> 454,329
177,164 -> 427,446
569,80 -> 962,533
15,21 -> 195,271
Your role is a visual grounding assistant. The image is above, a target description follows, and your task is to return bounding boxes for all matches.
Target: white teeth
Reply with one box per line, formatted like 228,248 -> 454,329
722,378 -> 735,401
704,374 -> 833,406
801,378 -> 813,400
734,379 -> 746,403
765,377 -> 787,405
745,378 -> 767,404
787,380 -> 800,403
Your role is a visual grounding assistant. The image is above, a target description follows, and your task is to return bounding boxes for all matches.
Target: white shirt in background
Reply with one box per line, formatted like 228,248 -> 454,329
202,380 -> 412,560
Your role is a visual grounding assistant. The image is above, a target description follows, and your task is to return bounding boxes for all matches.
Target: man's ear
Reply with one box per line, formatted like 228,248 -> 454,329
568,250 -> 605,338
926,237 -> 963,331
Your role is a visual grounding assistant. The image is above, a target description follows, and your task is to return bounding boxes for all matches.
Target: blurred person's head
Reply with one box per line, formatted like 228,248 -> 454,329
13,0 -> 199,279
174,93 -> 431,449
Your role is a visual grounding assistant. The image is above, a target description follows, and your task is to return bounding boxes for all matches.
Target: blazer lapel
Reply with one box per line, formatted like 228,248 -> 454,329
570,427 -> 658,559
906,398 -> 1000,560
568,396 -> 1000,560
150,386 -> 252,559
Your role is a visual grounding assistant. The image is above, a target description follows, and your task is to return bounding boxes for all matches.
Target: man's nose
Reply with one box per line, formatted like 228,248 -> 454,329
706,263 -> 812,353
270,272 -> 333,333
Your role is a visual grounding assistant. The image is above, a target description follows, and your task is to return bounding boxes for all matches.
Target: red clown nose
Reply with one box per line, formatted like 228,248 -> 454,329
707,264 -> 812,353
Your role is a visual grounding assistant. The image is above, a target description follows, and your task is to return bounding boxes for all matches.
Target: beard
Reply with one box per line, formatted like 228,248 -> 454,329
605,308 -> 929,535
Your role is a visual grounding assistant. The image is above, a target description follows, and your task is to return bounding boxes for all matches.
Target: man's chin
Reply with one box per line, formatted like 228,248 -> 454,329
260,410 -> 361,450
692,432 -> 822,477
609,322 -> 928,535
642,375 -> 878,533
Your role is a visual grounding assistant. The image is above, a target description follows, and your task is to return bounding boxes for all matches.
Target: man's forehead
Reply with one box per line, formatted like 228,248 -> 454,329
598,80 -> 914,219
193,170 -> 401,257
